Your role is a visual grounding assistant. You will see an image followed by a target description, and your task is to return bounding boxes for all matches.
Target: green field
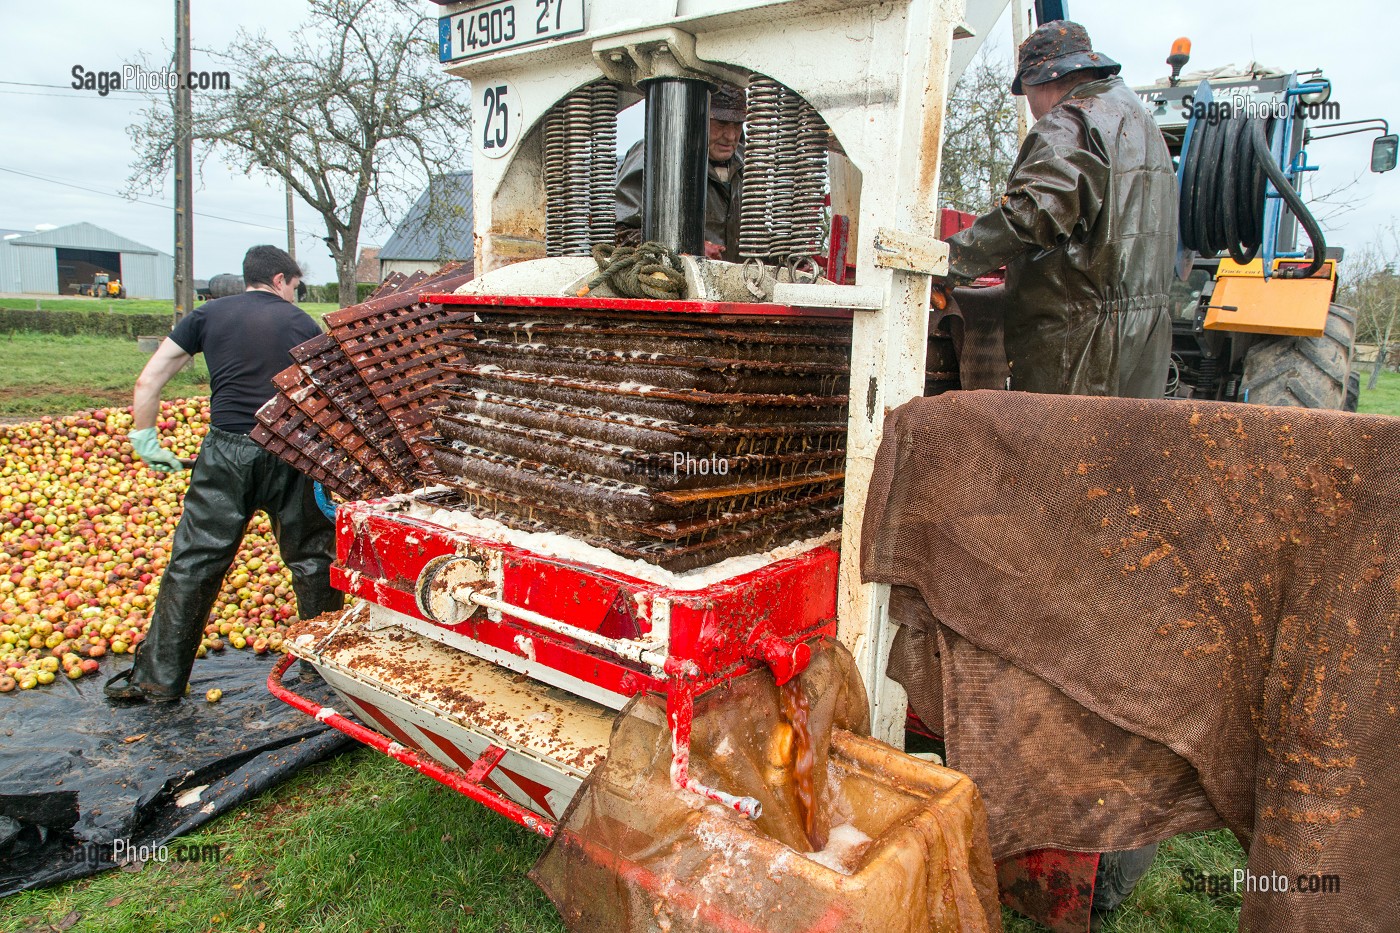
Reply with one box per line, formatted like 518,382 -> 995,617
1356,367 -> 1400,416
0,297 -> 339,319
0,333 -> 211,416
0,750 -> 561,933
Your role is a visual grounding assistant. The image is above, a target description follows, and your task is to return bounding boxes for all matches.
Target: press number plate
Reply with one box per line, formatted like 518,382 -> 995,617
439,0 -> 584,63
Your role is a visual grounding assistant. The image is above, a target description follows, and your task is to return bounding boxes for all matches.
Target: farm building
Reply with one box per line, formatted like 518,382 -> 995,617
378,172 -> 474,279
0,222 -> 174,299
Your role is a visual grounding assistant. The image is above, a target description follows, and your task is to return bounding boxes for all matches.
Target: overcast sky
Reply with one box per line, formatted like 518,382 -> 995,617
1,1 -> 1395,282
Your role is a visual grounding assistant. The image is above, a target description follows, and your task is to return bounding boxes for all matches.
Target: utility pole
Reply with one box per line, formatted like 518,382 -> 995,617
173,0 -> 194,323
285,176 -> 297,263
1010,0 -> 1034,144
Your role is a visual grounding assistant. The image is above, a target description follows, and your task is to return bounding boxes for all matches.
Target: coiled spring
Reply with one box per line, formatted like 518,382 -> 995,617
738,76 -> 829,265
544,80 -> 620,257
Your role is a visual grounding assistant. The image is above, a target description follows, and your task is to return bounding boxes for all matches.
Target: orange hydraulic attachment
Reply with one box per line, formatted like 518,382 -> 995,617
1204,257 -> 1338,337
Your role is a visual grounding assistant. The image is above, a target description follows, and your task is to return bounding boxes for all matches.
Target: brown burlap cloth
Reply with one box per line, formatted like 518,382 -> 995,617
938,286 -> 1011,391
532,644 -> 1003,932
861,390 -> 1400,932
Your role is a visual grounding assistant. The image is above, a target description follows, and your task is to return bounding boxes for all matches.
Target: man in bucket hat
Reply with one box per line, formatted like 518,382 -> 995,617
914,22 -> 1175,922
941,20 -> 1176,398
616,84 -> 745,260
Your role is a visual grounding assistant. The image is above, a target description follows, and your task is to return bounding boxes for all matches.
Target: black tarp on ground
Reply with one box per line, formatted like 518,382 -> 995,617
0,650 -> 351,896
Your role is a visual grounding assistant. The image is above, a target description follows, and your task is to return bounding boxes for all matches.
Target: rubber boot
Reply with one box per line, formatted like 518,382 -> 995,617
1090,842 -> 1160,928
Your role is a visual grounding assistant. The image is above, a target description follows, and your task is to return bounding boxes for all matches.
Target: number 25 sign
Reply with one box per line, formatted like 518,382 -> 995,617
477,81 -> 523,159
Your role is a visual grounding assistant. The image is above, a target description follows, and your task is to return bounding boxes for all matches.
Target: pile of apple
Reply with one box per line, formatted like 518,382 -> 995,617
0,399 -> 303,692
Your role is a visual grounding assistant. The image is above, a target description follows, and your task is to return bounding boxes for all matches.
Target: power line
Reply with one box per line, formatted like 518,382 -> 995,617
0,88 -> 151,100
0,164 -> 286,232
0,78 -> 150,99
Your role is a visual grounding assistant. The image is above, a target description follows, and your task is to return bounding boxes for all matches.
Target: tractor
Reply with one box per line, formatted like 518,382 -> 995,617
1135,41 -> 1397,411
81,272 -> 127,299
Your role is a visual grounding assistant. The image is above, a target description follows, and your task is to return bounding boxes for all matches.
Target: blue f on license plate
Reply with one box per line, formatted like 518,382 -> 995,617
439,0 -> 585,63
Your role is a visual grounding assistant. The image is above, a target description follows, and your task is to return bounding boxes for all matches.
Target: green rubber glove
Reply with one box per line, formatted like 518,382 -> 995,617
128,427 -> 187,473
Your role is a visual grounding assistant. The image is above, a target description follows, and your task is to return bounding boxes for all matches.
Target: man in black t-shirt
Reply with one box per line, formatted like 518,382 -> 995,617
106,245 -> 344,702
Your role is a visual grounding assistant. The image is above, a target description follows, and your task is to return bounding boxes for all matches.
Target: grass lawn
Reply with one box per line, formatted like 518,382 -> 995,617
0,297 -> 339,321
0,297 -> 178,315
0,333 -> 211,416
1356,367 -> 1400,416
0,749 -> 562,933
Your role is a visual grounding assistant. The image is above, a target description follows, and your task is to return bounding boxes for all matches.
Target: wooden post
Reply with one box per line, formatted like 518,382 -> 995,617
1010,0 -> 1034,143
285,176 -> 297,264
173,0 -> 194,324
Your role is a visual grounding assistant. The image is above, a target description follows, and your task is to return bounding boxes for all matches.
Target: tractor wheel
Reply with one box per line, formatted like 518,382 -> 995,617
1240,304 -> 1356,410
1344,371 -> 1360,413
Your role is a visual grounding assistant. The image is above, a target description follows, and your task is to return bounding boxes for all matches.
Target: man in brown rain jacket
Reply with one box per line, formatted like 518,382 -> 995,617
944,20 -> 1177,398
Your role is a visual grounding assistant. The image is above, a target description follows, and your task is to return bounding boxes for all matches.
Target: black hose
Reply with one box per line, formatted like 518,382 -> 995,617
1178,109 -> 1326,278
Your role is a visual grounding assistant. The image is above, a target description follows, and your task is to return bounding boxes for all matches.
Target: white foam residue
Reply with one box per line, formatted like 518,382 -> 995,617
803,823 -> 872,875
694,815 -> 754,872
513,634 -> 536,661
175,785 -> 209,808
394,500 -> 838,590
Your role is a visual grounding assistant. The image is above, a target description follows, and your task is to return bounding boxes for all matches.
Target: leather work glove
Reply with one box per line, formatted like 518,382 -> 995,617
128,427 -> 187,473
930,283 -> 951,311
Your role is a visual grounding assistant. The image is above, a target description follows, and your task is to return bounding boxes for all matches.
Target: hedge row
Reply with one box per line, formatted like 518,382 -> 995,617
0,308 -> 172,337
300,282 -> 376,304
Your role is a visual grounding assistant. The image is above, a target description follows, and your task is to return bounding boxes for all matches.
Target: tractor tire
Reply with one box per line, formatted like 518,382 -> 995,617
1344,371 -> 1360,413
1240,304 -> 1356,410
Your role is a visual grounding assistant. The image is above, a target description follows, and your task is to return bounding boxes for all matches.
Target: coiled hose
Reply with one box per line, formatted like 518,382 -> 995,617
1178,112 -> 1326,279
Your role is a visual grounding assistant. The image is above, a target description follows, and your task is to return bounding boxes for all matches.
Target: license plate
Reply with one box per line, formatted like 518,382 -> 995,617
439,0 -> 585,63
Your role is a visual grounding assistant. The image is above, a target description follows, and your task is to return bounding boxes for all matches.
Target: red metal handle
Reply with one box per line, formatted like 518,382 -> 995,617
266,653 -> 555,837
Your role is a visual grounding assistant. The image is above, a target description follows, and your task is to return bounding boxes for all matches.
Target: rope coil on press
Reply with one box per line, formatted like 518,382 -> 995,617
1178,110 -> 1327,278
738,76 -> 829,268
543,80 -> 620,258
581,242 -> 687,300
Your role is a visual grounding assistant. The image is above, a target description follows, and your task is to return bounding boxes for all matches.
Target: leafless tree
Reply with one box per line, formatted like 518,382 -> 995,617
939,45 -> 1019,215
1337,221 -> 1400,388
127,0 -> 472,307
1303,170 -> 1366,231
